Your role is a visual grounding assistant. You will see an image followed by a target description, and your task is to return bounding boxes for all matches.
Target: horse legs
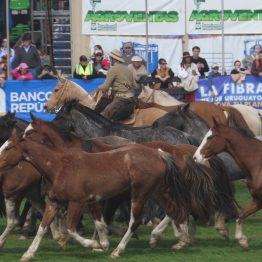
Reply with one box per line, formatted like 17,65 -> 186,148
149,215 -> 171,248
20,201 -> 58,262
235,200 -> 262,249
171,217 -> 195,250
0,198 -> 20,248
89,203 -> 109,250
66,201 -> 101,249
214,212 -> 229,240
111,199 -> 144,258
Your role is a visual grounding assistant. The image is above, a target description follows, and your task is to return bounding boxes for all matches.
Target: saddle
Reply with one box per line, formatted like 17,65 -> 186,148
120,109 -> 140,125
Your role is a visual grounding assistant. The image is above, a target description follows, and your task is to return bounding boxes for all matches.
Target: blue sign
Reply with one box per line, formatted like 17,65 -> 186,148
196,75 -> 262,109
3,78 -> 105,122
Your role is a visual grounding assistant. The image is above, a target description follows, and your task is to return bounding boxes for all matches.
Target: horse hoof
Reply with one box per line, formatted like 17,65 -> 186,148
149,234 -> 161,248
91,240 -> 101,249
239,237 -> 249,249
217,228 -> 229,240
171,241 -> 189,250
19,235 -> 29,240
110,250 -> 120,259
93,248 -> 104,252
20,253 -> 33,262
57,238 -> 67,249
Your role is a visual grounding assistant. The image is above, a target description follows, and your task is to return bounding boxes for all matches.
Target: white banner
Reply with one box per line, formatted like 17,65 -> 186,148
82,0 -> 185,35
187,0 -> 262,34
90,36 -> 182,73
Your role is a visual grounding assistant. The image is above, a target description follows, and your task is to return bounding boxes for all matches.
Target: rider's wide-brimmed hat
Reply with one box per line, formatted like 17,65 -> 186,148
109,49 -> 125,63
131,55 -> 143,62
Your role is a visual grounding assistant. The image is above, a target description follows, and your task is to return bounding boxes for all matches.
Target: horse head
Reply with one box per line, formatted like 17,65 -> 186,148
0,129 -> 24,170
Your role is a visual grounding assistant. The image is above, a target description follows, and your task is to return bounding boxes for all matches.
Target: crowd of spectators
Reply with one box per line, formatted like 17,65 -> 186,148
1,35 -> 262,100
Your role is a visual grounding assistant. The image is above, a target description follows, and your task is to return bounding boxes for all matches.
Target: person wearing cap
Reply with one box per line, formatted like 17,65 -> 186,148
11,62 -> 34,80
97,49 -> 137,121
73,55 -> 96,80
0,38 -> 15,64
178,52 -> 200,100
15,33 -> 41,78
36,63 -> 57,80
151,58 -> 175,90
208,64 -> 221,97
92,50 -> 110,78
191,46 -> 209,78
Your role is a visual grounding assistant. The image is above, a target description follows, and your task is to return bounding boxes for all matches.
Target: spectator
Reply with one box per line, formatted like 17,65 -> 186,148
36,63 -> 57,80
242,44 -> 261,72
151,58 -> 174,90
251,51 -> 262,76
0,38 -> 15,64
231,60 -> 249,84
11,62 -> 34,80
178,51 -> 200,93
121,42 -> 137,65
73,55 -> 96,80
0,63 -> 7,87
128,55 -> 148,82
15,33 -> 41,78
92,50 -> 110,77
191,46 -> 209,78
208,64 -> 221,97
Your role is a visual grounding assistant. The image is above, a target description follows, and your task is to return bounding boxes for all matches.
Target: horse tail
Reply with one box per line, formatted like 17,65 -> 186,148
223,106 -> 255,137
184,157 -> 217,222
0,183 -> 6,217
158,149 -> 190,224
208,156 -> 239,220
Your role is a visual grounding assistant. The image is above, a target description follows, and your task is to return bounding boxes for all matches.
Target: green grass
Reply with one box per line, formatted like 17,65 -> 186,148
0,181 -> 261,262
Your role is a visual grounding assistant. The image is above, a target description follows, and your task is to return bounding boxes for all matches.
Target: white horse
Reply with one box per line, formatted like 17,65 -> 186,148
231,104 -> 262,136
138,85 -> 184,106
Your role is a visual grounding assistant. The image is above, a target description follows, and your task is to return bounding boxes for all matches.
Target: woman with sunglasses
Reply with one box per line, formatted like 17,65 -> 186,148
151,58 -> 175,90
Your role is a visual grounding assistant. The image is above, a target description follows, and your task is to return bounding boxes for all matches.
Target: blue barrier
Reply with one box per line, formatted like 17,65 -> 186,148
2,78 -> 105,122
0,76 -> 261,122
196,75 -> 262,109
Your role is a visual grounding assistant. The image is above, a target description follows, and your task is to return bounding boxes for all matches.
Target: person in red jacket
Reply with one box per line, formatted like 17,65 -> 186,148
11,62 -> 34,80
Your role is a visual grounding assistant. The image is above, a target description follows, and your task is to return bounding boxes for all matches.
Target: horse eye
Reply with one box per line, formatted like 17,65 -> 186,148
207,136 -> 212,140
4,147 -> 9,151
54,89 -> 59,92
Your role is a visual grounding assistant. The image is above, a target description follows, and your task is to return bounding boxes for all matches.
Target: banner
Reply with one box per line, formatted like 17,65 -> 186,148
196,75 -> 262,108
188,0 -> 262,34
3,79 -> 104,122
82,0 -> 185,35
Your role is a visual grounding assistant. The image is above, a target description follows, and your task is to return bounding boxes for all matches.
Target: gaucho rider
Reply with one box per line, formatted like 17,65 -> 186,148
96,49 -> 137,121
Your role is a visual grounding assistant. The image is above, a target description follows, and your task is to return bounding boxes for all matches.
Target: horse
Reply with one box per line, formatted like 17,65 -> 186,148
52,100 -> 193,145
193,116 -> 262,249
44,77 -> 167,127
25,117 -> 238,249
152,104 -> 252,180
0,112 -> 28,146
5,128 -> 193,261
138,85 -> 184,106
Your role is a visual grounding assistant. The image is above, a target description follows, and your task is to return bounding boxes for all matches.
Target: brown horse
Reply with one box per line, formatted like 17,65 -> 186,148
25,118 -> 236,249
2,128 -> 191,261
44,77 -> 167,127
194,117 -> 262,249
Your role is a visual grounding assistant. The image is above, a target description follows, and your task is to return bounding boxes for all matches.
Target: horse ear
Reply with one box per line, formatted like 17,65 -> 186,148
212,116 -> 221,127
30,112 -> 39,124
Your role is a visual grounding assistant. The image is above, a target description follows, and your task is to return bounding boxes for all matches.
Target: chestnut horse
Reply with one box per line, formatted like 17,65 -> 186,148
3,129 -> 191,261
44,77 -> 167,127
25,117 -> 237,249
194,117 -> 262,249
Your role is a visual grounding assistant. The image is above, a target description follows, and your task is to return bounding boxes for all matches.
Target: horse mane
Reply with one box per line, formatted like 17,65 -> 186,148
223,106 -> 255,138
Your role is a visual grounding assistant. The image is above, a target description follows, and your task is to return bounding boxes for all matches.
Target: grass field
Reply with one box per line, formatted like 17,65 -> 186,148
0,181 -> 261,262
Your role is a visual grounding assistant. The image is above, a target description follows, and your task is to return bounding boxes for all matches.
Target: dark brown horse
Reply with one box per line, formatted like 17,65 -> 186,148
194,117 -> 262,249
1,128 -> 191,261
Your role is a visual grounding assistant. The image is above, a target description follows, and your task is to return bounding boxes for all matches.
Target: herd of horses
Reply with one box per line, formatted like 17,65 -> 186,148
0,76 -> 261,261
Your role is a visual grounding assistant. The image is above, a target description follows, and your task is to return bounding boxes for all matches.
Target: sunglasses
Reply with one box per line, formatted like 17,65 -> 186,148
160,62 -> 167,65
124,47 -> 132,49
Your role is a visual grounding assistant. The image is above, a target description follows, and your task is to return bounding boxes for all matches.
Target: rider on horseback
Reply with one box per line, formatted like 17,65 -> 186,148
96,49 -> 137,121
